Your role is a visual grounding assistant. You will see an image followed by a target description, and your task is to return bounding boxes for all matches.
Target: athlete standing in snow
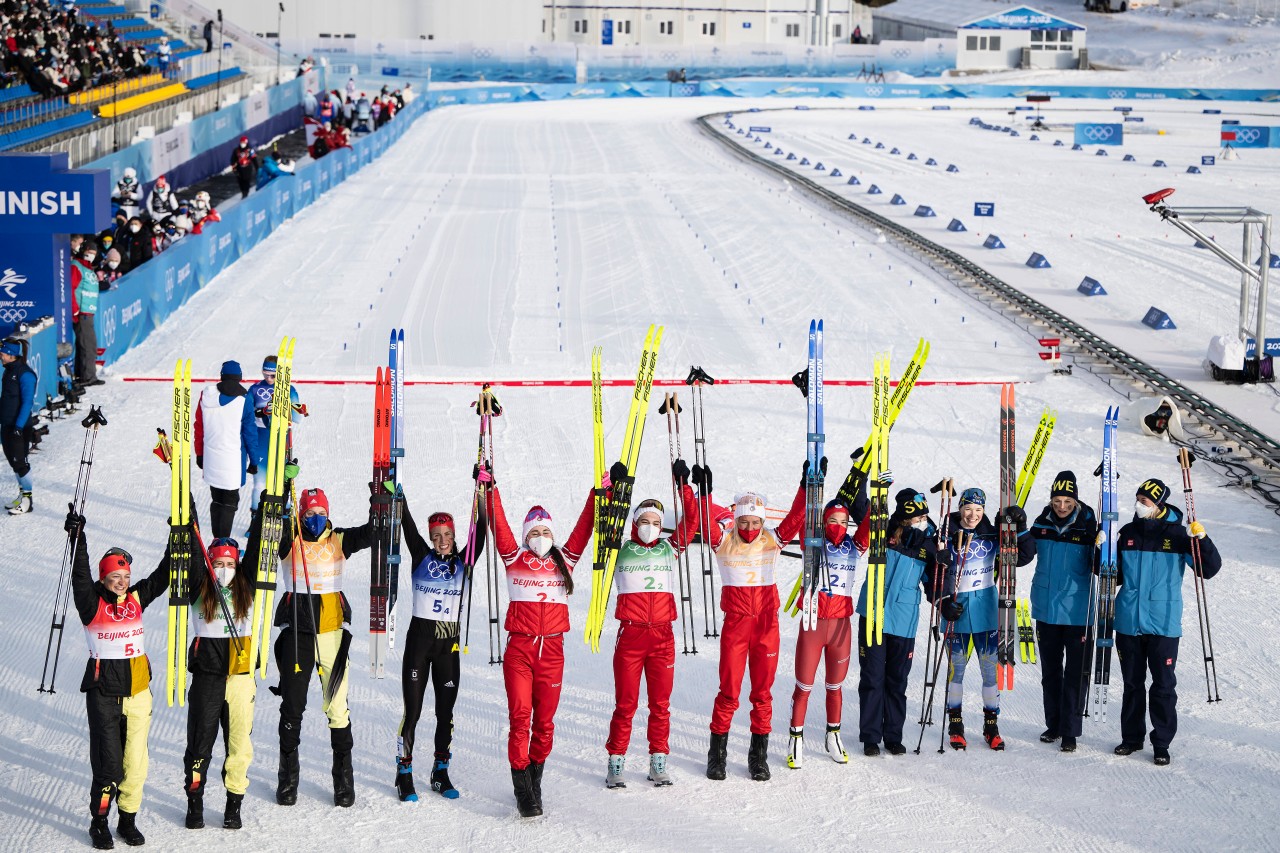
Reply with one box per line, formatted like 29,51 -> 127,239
182,536 -> 255,830
484,468 -> 595,818
604,461 -> 698,789
67,510 -> 172,850
940,487 -> 1035,750
696,462 -> 806,783
247,355 -> 304,515
194,361 -> 257,539
392,498 -> 478,802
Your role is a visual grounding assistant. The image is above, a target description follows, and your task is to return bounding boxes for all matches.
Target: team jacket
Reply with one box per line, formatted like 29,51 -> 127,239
1029,502 -> 1099,626
1114,504 -> 1222,638
613,484 -> 698,625
188,568 -> 255,677
272,514 -> 374,634
72,532 -> 171,697
194,382 -> 258,490
400,500 -> 476,625
699,485 -> 806,617
816,506 -> 872,620
487,486 -> 594,637
1,357 -> 37,428
941,512 -> 1037,636
856,521 -> 939,637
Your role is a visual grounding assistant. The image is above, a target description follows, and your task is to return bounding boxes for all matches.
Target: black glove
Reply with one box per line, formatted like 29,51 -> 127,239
196,455 -> 203,470
247,462 -> 258,475
672,458 -> 690,486
691,464 -> 713,493
939,597 -> 965,622
609,460 -> 630,487
472,461 -> 493,485
64,509 -> 86,538
1002,505 -> 1028,531
802,456 -> 828,485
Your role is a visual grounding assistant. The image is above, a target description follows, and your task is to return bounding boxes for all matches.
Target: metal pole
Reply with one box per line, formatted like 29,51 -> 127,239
276,3 -> 283,86
1260,215 -> 1272,354
1241,225 -> 1253,340
214,9 -> 224,111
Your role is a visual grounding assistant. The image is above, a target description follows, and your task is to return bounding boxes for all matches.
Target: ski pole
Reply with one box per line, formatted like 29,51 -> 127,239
1178,449 -> 1221,702
661,393 -> 696,655
915,478 -> 952,733
934,531 -> 971,755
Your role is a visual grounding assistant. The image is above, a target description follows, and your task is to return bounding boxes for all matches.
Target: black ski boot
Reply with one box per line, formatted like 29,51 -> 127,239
706,732 -> 729,781
948,708 -> 967,750
431,752 -> 459,799
748,733 -> 771,781
1060,736 -> 1078,753
511,767 -> 542,818
332,725 -> 355,807
983,710 -> 1005,751
115,811 -> 144,846
395,758 -> 418,802
1154,747 -> 1171,766
89,815 -> 113,850
528,762 -> 544,811
184,790 -> 204,829
276,749 -> 299,805
223,793 -> 243,830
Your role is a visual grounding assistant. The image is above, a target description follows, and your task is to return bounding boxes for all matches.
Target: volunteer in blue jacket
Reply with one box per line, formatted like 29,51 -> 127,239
1112,477 -> 1221,767
855,488 -> 939,756
1028,471 -> 1098,753
939,487 -> 1036,751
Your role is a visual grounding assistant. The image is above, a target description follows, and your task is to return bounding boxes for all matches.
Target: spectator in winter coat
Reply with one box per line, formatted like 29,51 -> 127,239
115,216 -> 153,270
70,240 -> 101,387
230,137 -> 257,199
111,168 -> 141,218
145,176 -> 179,220
1112,478 -> 1221,767
99,248 -> 124,286
193,360 -> 258,539
203,18 -> 213,52
1,338 -> 36,515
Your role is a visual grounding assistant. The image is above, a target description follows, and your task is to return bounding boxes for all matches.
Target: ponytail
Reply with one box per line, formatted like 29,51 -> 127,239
548,545 -> 574,595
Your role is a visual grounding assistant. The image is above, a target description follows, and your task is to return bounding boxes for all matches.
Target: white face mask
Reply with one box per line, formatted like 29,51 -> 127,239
1135,502 -> 1157,519
637,522 -> 661,545
910,517 -> 928,529
527,536 -> 552,558
107,261 -> 119,270
129,224 -> 141,233
215,566 -> 236,586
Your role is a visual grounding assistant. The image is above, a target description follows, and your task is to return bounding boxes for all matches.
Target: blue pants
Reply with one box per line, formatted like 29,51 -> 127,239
1037,621 -> 1088,738
1116,633 -> 1179,749
946,630 -> 999,712
856,617 -> 915,746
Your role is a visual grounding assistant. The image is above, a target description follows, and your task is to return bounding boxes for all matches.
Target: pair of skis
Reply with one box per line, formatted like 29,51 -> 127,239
165,360 -> 194,707
249,337 -> 297,680
370,329 -> 406,679
660,390 -> 699,655
464,385 -> 500,663
686,365 -> 720,640
864,353 -> 891,645
1085,406 -> 1120,721
584,325 -> 664,653
798,320 -> 826,633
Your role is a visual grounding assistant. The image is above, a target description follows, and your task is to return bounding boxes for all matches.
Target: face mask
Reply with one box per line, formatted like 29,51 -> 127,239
911,517 -> 928,529
107,261 -> 118,269
637,523 -> 661,545
824,523 -> 845,546
215,565 -> 235,586
527,535 -> 552,558
303,514 -> 328,537
738,527 -> 761,544
130,224 -> 140,233
1135,502 -> 1156,519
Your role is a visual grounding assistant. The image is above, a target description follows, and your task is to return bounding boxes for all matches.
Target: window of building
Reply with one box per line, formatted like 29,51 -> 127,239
581,18 -> 589,33
573,20 -> 580,33
966,35 -> 978,50
702,21 -> 716,35
989,35 -> 1001,50
542,19 -> 546,33
833,24 -> 842,38
785,23 -> 800,37
1061,30 -> 1074,43
619,20 -> 631,34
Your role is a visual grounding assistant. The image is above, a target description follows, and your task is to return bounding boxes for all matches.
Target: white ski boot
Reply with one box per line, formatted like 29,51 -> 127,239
825,725 -> 849,764
646,753 -> 672,787
786,728 -> 804,769
605,754 -> 626,789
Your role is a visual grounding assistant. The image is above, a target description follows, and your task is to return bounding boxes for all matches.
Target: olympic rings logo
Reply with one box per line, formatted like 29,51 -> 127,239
661,52 -> 678,61
0,308 -> 26,323
419,559 -> 459,580
164,268 -> 175,303
472,48 -> 493,58
966,539 -> 994,560
1237,128 -> 1261,143
100,306 -> 117,347
864,85 -> 883,97
1107,90 -> 1127,99
891,48 -> 910,58
106,598 -> 140,622
1082,125 -> 1114,141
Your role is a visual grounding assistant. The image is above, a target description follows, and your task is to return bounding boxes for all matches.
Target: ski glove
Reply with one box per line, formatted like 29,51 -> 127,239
247,463 -> 259,476
609,460 -> 630,488
64,510 -> 86,538
691,464 -> 713,493
1095,530 -> 1106,548
939,598 -> 965,622
672,458 -> 690,486
472,462 -> 493,484
284,461 -> 300,480
802,457 -> 828,486
1002,505 -> 1027,531
876,470 -> 894,487
1188,520 -> 1206,539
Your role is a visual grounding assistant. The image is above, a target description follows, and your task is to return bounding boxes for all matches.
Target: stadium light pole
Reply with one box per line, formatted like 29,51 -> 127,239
214,8 -> 224,111
276,3 -> 284,86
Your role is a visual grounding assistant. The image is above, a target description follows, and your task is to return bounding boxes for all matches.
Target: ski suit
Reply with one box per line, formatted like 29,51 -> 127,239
1,354 -> 36,493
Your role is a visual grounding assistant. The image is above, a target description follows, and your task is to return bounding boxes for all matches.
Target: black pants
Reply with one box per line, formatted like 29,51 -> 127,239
74,315 -> 97,383
2,426 -> 30,480
1117,633 -> 1179,749
399,618 -> 461,763
86,689 -> 151,817
274,627 -> 349,754
209,486 -> 239,539
235,170 -> 253,199
856,617 -> 915,746
1037,621 -> 1088,738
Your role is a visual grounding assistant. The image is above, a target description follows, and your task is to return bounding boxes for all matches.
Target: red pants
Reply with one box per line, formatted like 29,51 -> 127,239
606,622 -> 675,756
503,633 -> 565,770
789,616 -> 852,728
711,608 -> 780,735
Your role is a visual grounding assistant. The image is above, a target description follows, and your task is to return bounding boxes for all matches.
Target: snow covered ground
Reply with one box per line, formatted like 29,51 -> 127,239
3,98 -> 1280,851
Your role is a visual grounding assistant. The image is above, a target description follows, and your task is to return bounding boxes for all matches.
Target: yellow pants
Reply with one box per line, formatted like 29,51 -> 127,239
87,689 -> 152,815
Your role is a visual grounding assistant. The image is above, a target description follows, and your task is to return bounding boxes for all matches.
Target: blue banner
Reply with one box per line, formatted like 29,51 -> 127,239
1074,123 -> 1123,146
1224,125 -> 1273,149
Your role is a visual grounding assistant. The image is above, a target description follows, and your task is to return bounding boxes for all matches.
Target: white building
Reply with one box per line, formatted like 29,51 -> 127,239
955,6 -> 1087,71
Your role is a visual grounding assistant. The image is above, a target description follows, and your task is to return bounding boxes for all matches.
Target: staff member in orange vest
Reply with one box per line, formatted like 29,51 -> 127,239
66,510 -> 173,850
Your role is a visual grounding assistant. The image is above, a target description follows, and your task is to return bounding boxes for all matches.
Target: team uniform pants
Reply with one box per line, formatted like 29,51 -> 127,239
398,619 -> 461,763
2,426 -> 31,490
503,633 -> 564,770
789,616 -> 851,730
74,315 -> 97,383
946,630 -> 1000,712
86,688 -> 153,817
1117,633 -> 1179,749
274,627 -> 351,753
1037,621 -> 1088,738
711,608 -> 780,736
606,621 -> 675,756
183,671 -> 255,796
856,616 -> 915,746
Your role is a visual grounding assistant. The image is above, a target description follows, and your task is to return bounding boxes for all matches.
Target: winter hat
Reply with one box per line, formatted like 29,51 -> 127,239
632,499 -> 664,524
98,547 -> 132,579
220,360 -> 242,378
427,512 -> 455,533
1051,471 -> 1079,499
298,487 -> 329,516
208,537 -> 240,562
1135,478 -> 1169,506
959,487 -> 986,507
734,492 -> 768,522
896,488 -> 929,520
0,339 -> 22,358
522,506 -> 554,542
262,355 -> 278,373
823,499 -> 852,523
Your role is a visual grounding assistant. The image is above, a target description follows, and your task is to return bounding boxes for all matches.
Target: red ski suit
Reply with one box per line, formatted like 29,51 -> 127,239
702,486 -> 805,736
488,486 -> 594,770
606,484 -> 698,757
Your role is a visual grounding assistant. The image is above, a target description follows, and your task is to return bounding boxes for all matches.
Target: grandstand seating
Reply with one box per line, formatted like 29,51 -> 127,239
184,67 -> 243,90
96,81 -> 187,117
0,110 -> 96,151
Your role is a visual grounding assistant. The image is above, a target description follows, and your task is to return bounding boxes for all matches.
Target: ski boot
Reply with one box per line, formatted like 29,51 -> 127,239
1060,737 -> 1077,753
948,708 -> 967,751
6,491 -> 32,515
332,725 -> 356,807
431,752 -> 459,799
223,793 -> 243,830
647,753 -> 673,787
747,733 -> 771,782
1114,741 -> 1144,756
825,725 -> 849,764
511,767 -> 542,818
605,754 -> 626,789
184,790 -> 204,829
528,762 -> 545,812
983,710 -> 1005,751
395,758 -> 418,802
786,728 -> 804,769
1154,747 -> 1171,766
276,749 -> 299,805
115,811 -> 144,847
885,742 -> 907,756
706,732 -> 728,781
89,815 -> 113,850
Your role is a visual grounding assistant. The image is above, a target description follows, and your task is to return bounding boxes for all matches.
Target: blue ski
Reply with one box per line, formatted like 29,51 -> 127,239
800,320 -> 825,632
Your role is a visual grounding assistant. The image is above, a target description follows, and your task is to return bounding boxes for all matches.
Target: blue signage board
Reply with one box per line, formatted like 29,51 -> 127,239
748,126 -> 772,133
974,202 -> 995,217
601,19 -> 613,45
1073,123 -> 1123,146
1201,155 -> 1215,166
0,153 -> 111,235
